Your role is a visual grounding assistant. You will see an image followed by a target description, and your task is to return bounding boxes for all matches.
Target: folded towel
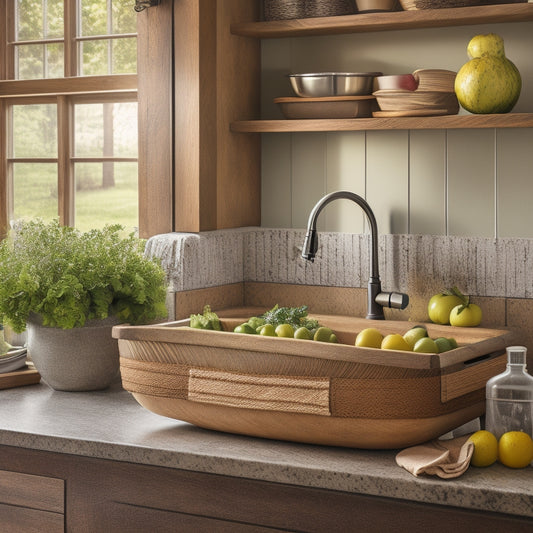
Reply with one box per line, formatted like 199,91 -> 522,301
395,434 -> 474,479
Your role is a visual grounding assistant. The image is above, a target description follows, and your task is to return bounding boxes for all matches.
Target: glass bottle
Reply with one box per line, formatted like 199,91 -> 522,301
485,346 -> 533,439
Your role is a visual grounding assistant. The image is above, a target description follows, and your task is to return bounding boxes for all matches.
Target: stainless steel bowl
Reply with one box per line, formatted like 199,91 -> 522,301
289,72 -> 383,97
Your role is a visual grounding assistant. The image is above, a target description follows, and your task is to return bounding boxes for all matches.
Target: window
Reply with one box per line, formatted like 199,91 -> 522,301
0,0 -> 138,235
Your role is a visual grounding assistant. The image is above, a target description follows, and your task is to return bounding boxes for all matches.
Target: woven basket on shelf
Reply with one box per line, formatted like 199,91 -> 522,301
305,0 -> 356,18
263,0 -> 305,20
263,0 -> 355,21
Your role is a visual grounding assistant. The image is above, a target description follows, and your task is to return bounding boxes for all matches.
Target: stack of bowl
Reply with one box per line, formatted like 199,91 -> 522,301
275,72 -> 382,119
372,68 -> 459,117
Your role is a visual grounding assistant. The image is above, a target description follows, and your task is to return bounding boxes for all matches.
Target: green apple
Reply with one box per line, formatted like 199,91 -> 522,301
413,337 -> 439,354
294,327 -> 312,340
313,326 -> 333,343
258,324 -> 276,336
403,326 -> 428,350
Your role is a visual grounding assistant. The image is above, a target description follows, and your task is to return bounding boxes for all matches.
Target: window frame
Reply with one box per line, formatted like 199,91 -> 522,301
0,0 -> 138,237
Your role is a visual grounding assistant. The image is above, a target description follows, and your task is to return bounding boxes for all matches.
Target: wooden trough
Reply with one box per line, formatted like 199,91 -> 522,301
113,308 -> 515,449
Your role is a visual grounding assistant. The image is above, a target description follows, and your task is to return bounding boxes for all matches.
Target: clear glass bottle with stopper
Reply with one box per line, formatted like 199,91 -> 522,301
485,346 -> 533,439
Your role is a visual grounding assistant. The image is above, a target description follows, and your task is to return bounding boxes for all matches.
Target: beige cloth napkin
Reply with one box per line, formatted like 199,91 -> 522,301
395,435 -> 474,479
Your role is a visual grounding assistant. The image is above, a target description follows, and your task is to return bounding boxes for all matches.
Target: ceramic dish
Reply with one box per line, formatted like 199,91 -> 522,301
275,96 -> 378,119
355,0 -> 399,12
374,74 -> 418,92
0,347 -> 28,374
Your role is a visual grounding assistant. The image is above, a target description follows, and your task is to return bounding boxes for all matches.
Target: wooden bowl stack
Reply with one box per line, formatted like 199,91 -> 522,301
373,68 -> 460,117
399,0 -> 485,9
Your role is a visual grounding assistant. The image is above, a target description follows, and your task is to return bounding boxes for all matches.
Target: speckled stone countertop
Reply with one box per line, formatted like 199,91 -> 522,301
0,381 -> 532,519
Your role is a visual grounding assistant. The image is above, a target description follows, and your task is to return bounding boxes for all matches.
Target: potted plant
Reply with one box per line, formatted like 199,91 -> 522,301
0,219 -> 168,391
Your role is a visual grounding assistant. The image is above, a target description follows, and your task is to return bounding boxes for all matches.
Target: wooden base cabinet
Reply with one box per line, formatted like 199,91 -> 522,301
0,445 -> 531,532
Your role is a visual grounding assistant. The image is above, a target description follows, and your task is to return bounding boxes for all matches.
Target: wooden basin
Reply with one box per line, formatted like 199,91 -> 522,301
113,308 -> 515,449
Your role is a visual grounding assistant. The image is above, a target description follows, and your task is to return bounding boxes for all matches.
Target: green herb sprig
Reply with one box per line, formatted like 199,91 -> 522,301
260,304 -> 320,330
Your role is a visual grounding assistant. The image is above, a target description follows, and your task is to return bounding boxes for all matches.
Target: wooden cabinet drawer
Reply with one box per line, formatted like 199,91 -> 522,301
0,502 -> 63,533
0,468 -> 64,531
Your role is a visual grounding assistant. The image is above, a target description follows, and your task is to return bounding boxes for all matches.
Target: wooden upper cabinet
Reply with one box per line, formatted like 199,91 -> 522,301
137,0 -> 260,237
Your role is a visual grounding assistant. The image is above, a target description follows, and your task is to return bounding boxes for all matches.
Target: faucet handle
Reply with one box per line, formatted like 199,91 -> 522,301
376,292 -> 409,310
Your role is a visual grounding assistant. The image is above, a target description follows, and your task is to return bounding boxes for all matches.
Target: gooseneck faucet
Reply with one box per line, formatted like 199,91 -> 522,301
301,190 -> 409,320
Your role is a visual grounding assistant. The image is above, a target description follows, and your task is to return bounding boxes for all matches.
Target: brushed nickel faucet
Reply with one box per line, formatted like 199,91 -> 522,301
301,190 -> 409,320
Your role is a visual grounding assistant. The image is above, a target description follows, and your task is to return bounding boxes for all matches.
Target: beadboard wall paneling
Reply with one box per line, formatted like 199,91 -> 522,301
408,130 -> 447,235
496,128 -> 533,239
261,133 -> 292,228
366,130 -> 409,235
260,22 -> 533,239
325,131 -> 366,234
291,133 -> 326,230
447,129 -> 496,238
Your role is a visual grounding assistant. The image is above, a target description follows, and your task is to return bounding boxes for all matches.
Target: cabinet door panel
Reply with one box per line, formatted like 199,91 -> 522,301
99,502 -> 282,533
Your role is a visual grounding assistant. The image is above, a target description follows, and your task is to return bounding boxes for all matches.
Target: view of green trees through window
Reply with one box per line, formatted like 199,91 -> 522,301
5,0 -> 139,234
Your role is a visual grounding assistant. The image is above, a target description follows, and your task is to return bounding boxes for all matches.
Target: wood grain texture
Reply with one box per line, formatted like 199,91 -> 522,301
0,468 -> 64,513
231,113 -> 533,132
0,503 -> 64,533
137,0 -> 173,238
0,366 -> 41,389
230,4 -> 533,38
115,309 -> 515,448
132,393 -> 484,449
1,444 -> 532,531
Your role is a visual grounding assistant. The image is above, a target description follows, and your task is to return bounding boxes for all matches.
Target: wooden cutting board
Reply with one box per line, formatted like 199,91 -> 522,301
0,365 -> 41,390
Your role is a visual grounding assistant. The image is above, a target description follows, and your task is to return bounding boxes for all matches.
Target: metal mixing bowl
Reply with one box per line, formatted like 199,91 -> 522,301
289,72 -> 382,97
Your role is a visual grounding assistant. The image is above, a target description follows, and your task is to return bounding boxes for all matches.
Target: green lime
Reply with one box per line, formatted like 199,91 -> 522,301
448,337 -> 458,349
329,333 -> 338,343
275,324 -> 294,338
294,327 -> 312,340
258,324 -> 276,336
247,316 -> 266,330
313,326 -> 333,343
234,323 -> 256,334
434,337 -> 453,353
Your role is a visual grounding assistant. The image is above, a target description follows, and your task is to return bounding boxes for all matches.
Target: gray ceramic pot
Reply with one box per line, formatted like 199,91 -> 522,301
26,314 -> 121,391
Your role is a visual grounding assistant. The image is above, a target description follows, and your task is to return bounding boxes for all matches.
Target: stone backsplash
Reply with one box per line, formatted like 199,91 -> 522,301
146,228 -> 533,361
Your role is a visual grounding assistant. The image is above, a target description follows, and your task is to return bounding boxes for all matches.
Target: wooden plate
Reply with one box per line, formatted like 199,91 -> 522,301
373,109 -> 450,117
274,95 -> 378,119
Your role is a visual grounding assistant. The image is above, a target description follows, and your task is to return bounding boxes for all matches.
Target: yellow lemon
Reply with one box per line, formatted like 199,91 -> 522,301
468,430 -> 498,467
498,431 -> 533,468
355,328 -> 383,349
402,326 -> 428,350
381,334 -> 410,351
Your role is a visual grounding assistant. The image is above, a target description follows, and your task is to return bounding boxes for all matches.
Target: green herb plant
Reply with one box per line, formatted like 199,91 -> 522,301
260,304 -> 320,331
0,219 -> 168,332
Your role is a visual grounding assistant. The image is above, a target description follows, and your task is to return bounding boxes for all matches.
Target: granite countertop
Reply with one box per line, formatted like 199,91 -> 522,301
0,381 -> 532,519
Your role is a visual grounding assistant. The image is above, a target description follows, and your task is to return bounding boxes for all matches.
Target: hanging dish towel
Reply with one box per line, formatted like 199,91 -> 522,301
395,435 -> 474,479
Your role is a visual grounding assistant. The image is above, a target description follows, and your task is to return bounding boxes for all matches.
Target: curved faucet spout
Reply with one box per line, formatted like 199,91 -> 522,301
302,191 -> 379,280
301,190 -> 409,320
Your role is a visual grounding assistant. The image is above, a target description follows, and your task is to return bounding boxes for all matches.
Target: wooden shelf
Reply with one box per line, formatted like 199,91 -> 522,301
231,113 -> 533,133
231,4 -> 533,38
